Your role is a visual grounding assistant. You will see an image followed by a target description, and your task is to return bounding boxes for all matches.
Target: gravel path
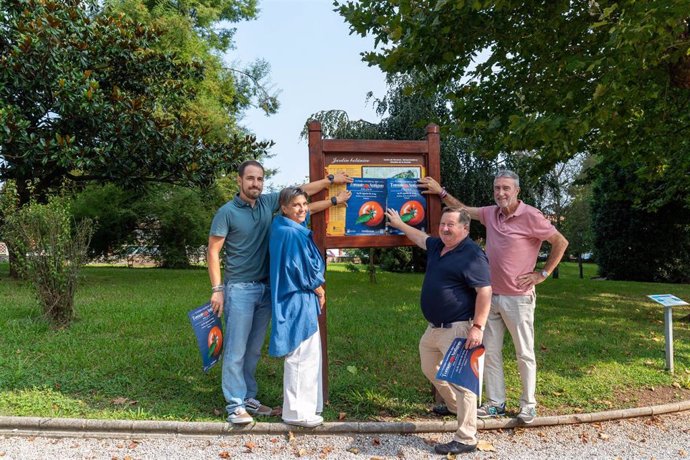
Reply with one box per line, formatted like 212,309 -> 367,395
1,411 -> 689,459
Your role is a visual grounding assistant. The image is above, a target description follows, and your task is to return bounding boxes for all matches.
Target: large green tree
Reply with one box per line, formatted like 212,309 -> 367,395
336,1 -> 690,208
0,0 -> 271,206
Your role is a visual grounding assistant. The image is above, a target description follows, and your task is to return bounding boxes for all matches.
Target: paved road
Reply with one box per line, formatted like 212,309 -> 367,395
1,411 -> 689,459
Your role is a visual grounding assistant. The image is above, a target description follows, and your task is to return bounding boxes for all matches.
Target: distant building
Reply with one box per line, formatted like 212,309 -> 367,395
0,242 -> 8,262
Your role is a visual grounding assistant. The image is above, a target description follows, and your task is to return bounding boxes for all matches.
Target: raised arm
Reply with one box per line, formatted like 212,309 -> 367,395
308,190 -> 352,215
418,176 -> 482,221
385,208 -> 429,250
300,173 -> 353,197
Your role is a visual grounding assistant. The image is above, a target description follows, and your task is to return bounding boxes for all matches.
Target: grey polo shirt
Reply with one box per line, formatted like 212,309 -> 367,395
209,192 -> 280,283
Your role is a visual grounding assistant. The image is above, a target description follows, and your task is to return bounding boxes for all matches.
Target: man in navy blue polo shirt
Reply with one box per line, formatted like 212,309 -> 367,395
208,160 -> 352,425
386,206 -> 491,456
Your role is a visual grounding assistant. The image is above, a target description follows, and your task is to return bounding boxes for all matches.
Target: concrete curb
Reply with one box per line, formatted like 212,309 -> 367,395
1,400 -> 688,439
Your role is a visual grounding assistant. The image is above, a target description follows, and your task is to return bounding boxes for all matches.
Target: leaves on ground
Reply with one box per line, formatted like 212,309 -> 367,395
218,451 -> 230,459
477,439 -> 496,452
111,397 -> 137,406
347,447 -> 360,454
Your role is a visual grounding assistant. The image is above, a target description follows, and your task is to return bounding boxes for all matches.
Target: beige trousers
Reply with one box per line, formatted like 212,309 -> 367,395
419,322 -> 477,445
483,293 -> 537,410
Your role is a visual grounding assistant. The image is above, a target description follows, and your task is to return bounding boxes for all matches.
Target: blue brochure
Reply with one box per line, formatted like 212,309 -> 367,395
345,178 -> 387,235
188,302 -> 223,372
435,338 -> 485,396
386,178 -> 427,235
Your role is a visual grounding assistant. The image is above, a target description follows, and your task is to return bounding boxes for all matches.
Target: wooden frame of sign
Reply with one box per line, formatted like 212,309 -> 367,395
307,120 -> 442,400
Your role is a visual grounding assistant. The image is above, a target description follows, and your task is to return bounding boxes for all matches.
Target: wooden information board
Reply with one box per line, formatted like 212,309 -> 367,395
307,120 -> 442,399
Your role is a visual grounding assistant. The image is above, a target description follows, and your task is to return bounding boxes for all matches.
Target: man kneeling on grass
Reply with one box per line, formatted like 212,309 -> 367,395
386,206 -> 491,455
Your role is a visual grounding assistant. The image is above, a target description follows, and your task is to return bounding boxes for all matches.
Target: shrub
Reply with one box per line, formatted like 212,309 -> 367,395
4,199 -> 93,326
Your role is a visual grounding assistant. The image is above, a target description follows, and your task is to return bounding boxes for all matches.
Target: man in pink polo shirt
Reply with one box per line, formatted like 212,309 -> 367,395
419,170 -> 568,424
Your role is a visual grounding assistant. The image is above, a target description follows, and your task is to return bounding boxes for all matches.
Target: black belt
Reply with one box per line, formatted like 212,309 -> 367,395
429,321 -> 466,329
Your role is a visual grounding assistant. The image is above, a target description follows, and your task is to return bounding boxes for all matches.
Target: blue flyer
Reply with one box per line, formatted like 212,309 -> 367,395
188,302 -> 223,372
386,178 -> 427,235
345,178 -> 387,235
435,338 -> 485,396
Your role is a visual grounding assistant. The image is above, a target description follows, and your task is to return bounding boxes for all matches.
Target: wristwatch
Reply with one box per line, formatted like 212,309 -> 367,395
330,196 -> 338,206
327,174 -> 335,184
540,270 -> 549,278
472,323 -> 485,331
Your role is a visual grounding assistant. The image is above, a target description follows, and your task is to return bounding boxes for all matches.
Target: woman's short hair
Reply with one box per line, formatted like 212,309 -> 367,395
279,186 -> 308,208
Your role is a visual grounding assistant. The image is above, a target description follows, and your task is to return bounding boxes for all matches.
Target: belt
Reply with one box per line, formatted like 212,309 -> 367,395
429,320 -> 467,329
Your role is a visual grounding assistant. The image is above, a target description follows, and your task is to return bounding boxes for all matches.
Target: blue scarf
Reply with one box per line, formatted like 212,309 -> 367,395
269,215 -> 325,357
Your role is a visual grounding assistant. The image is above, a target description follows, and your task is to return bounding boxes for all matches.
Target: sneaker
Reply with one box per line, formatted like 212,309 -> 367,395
476,402 -> 506,418
282,415 -> 323,428
432,403 -> 453,416
434,440 -> 477,455
517,406 -> 537,424
227,407 -> 253,425
244,398 -> 272,416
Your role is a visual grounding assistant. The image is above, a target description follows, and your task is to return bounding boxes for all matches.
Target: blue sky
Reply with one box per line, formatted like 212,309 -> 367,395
228,0 -> 387,187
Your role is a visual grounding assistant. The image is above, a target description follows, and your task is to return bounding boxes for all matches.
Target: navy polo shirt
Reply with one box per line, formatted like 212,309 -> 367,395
420,236 -> 491,325
209,192 -> 280,283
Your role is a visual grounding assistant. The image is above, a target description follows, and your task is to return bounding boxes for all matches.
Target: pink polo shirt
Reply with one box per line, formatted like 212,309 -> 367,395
479,201 -> 557,295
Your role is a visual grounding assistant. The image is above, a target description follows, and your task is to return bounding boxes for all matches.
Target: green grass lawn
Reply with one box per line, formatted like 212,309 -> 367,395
0,261 -> 688,422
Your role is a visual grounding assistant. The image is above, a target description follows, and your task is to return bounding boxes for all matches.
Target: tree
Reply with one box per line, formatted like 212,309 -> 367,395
591,162 -> 690,283
336,1 -> 690,209
0,0 -> 271,207
562,183 -> 594,279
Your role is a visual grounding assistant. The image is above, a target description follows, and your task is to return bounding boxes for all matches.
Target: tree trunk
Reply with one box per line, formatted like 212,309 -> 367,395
578,254 -> 584,279
368,248 -> 377,284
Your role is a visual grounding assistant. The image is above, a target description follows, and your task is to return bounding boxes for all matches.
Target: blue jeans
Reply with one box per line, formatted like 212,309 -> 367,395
221,281 -> 271,415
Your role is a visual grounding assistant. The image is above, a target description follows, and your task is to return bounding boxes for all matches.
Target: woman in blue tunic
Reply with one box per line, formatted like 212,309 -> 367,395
269,187 -> 327,427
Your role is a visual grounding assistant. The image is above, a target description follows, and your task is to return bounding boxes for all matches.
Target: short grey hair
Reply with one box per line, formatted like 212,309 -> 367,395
495,169 -> 520,187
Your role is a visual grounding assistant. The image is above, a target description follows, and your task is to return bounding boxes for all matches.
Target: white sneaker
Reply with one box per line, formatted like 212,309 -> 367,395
282,415 -> 323,428
227,407 -> 253,425
244,397 -> 272,416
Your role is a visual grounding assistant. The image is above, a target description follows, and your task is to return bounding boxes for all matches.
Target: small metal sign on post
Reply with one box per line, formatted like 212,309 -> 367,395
647,294 -> 689,373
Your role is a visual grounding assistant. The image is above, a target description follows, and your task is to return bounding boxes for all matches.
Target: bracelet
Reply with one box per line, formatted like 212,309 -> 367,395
439,187 -> 448,199
330,196 -> 338,206
211,284 -> 224,293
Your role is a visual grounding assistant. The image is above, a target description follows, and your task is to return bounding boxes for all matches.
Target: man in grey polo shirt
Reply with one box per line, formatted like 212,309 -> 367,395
208,160 -> 352,424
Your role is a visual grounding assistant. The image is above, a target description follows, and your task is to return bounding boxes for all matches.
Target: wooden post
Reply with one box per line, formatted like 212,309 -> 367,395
308,120 -> 330,401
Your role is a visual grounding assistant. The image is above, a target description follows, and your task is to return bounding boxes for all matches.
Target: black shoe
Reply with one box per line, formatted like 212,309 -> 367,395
432,403 -> 453,416
434,440 -> 477,455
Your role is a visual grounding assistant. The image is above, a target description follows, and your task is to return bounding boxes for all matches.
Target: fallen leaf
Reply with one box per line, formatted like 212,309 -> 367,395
476,440 -> 496,452
270,438 -> 279,443
213,408 -> 223,416
124,456 -> 133,460
540,344 -> 548,351
218,451 -> 231,459
287,431 -> 295,442
347,447 -> 360,454
370,457 -> 385,460
347,365 -> 358,375
320,446 -> 334,456
672,382 -> 681,389
111,397 -> 137,406
128,440 -> 139,449
297,448 -> 307,457
0,453 -> 6,458
397,449 -> 405,458
338,412 -> 347,420
598,433 -> 610,440
245,441 -> 256,451
372,437 -> 381,446
580,432 -> 589,444
679,449 -> 688,457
